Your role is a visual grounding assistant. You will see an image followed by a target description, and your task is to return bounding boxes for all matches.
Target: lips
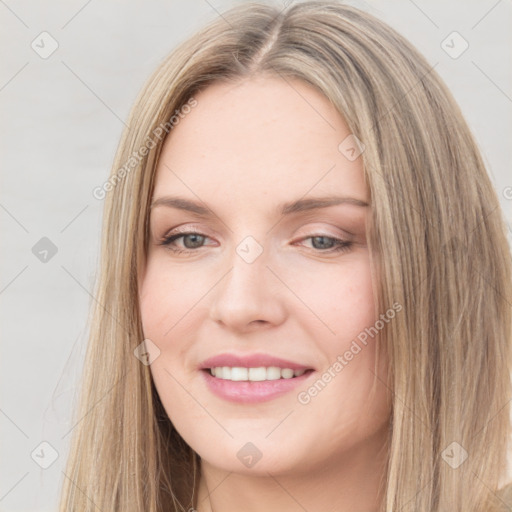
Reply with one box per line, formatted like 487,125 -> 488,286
198,353 -> 315,371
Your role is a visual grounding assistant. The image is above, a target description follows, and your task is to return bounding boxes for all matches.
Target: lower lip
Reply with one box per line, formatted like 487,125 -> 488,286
200,369 -> 315,403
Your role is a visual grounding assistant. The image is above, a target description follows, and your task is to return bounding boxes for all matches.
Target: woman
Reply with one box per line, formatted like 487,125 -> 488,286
59,2 -> 512,511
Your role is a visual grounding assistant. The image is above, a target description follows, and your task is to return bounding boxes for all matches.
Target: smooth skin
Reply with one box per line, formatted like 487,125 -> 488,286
138,75 -> 391,512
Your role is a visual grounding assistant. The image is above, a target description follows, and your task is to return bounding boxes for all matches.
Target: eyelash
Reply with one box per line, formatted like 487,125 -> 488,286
158,228 -> 353,255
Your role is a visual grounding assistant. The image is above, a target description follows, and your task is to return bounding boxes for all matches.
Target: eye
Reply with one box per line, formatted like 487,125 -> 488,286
159,229 -> 213,254
158,230 -> 353,256
296,235 -> 353,254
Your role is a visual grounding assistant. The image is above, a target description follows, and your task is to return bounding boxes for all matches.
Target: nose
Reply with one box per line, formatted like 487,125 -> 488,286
208,241 -> 288,332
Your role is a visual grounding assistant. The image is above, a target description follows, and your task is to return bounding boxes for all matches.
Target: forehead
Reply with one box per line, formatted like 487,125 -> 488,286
152,76 -> 368,212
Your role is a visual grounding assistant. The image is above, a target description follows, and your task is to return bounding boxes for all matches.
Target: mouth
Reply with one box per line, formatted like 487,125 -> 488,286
200,366 -> 316,403
203,367 -> 315,382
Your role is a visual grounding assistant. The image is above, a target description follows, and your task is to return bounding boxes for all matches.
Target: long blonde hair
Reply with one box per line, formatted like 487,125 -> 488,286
59,2 -> 512,511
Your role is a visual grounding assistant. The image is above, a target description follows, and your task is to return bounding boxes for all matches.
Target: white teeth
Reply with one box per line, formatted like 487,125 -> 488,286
266,366 -> 281,380
248,367 -> 267,381
230,367 -> 248,381
281,368 -> 294,379
208,366 -> 309,381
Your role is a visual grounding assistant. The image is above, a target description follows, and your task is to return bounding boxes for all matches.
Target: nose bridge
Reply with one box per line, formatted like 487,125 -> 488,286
221,234 -> 270,304
209,234 -> 286,329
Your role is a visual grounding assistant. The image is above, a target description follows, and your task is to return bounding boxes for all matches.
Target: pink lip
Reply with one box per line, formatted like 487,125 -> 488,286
198,352 -> 316,404
198,353 -> 315,371
200,368 -> 315,404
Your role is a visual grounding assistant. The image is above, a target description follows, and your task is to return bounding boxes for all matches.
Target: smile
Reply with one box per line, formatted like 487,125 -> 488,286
201,367 -> 315,403
207,366 -> 308,381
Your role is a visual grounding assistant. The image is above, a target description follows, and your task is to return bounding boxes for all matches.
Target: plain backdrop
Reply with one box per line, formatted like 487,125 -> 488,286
1,0 -> 511,510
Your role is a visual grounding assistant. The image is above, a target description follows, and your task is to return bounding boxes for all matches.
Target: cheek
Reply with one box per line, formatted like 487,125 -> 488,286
336,262 -> 375,338
138,259 -> 206,421
139,270 -> 173,337
288,255 -> 382,404
139,256 -> 205,340
287,255 -> 376,343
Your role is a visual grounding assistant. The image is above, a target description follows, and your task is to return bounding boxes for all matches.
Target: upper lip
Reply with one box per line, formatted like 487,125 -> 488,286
199,353 -> 315,371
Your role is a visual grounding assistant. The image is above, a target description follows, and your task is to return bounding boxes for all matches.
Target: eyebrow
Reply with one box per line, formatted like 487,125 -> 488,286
150,195 -> 369,216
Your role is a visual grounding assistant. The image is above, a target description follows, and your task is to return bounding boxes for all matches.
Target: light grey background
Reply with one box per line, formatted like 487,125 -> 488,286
1,1 -> 511,510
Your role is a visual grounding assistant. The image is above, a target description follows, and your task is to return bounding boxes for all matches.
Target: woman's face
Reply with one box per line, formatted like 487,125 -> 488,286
139,76 -> 391,476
